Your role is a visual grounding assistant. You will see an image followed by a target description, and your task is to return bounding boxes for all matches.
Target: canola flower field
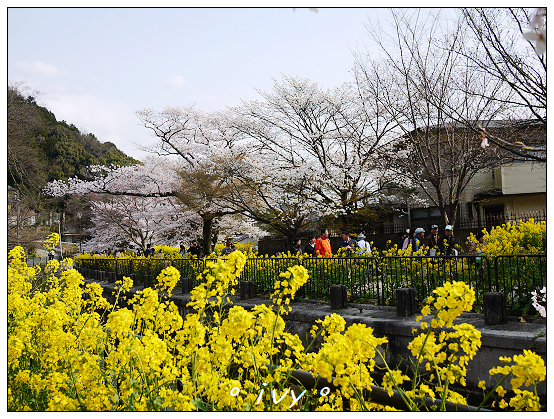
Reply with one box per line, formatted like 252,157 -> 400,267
8,231 -> 546,411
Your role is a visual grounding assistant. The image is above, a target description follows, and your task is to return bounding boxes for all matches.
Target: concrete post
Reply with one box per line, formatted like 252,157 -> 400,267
241,281 -> 254,300
330,284 -> 347,309
484,292 -> 507,325
396,288 -> 417,317
182,277 -> 194,294
108,272 -> 116,283
143,274 -> 153,288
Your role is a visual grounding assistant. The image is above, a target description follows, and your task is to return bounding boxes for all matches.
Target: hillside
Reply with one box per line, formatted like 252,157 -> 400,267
7,84 -> 140,196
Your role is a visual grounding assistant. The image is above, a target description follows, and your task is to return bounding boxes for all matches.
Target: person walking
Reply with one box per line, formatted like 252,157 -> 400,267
356,233 -> 371,254
304,235 -> 317,256
403,228 -> 415,250
338,231 -> 358,254
221,241 -> 233,256
470,231 -> 487,265
425,225 -> 440,256
188,240 -> 204,258
412,228 -> 426,252
398,231 -> 408,250
291,238 -> 303,255
315,228 -> 332,257
144,244 -> 154,257
439,225 -> 456,255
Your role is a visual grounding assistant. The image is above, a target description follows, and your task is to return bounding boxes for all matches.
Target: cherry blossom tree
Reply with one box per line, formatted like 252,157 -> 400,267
81,193 -> 201,253
230,76 -> 397,231
45,158 -> 260,253
135,107 -> 246,254
46,159 -> 186,251
221,153 -> 325,248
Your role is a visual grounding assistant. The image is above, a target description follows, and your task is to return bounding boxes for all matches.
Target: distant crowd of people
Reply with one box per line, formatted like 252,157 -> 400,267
288,225 -> 486,258
289,229 -> 371,257
397,225 -> 457,256
84,225 -> 487,261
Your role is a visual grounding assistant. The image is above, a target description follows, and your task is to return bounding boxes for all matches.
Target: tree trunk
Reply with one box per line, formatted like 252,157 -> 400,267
449,202 -> 459,228
202,215 -> 215,256
438,202 -> 449,228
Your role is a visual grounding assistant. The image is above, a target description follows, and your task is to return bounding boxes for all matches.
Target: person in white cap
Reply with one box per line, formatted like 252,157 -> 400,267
439,225 -> 456,255
412,228 -> 426,252
356,233 -> 371,254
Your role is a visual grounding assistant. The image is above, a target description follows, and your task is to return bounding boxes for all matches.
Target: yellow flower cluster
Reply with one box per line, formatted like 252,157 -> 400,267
468,219 -> 546,258
419,281 -> 476,328
44,233 -> 60,252
384,280 -> 482,409
487,350 -> 546,411
271,265 -> 309,311
8,236 -> 546,411
302,319 -> 388,401
188,251 -> 246,313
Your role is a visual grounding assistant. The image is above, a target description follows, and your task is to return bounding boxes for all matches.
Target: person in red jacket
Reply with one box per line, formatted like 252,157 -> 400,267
315,228 -> 332,257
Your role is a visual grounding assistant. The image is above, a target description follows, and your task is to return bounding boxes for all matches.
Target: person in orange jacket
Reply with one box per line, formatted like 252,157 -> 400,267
315,228 -> 332,257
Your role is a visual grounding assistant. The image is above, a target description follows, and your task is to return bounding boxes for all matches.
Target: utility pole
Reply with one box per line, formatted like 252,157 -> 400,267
56,216 -> 63,259
77,212 -> 82,254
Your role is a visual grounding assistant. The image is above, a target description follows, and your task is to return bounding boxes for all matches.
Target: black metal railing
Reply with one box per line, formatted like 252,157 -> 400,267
492,254 -> 547,311
73,254 -> 546,311
376,255 -> 494,310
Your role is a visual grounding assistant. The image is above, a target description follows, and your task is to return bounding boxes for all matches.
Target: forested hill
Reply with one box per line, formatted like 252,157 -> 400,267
8,84 -> 140,196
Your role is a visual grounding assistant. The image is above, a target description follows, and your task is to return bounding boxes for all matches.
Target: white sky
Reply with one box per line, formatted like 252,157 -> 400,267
7,6 -> 394,160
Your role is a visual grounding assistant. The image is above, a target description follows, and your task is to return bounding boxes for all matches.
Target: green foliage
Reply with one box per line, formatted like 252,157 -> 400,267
7,85 -> 139,196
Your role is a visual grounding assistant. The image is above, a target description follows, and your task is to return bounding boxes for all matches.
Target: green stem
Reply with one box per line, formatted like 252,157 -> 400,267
371,345 -> 414,410
475,373 -> 511,411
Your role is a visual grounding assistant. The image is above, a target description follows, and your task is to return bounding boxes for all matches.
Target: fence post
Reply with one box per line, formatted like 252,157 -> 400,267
182,277 -> 194,294
108,272 -> 116,283
240,281 -> 254,300
483,292 -> 507,325
396,288 -> 417,317
330,284 -> 347,309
